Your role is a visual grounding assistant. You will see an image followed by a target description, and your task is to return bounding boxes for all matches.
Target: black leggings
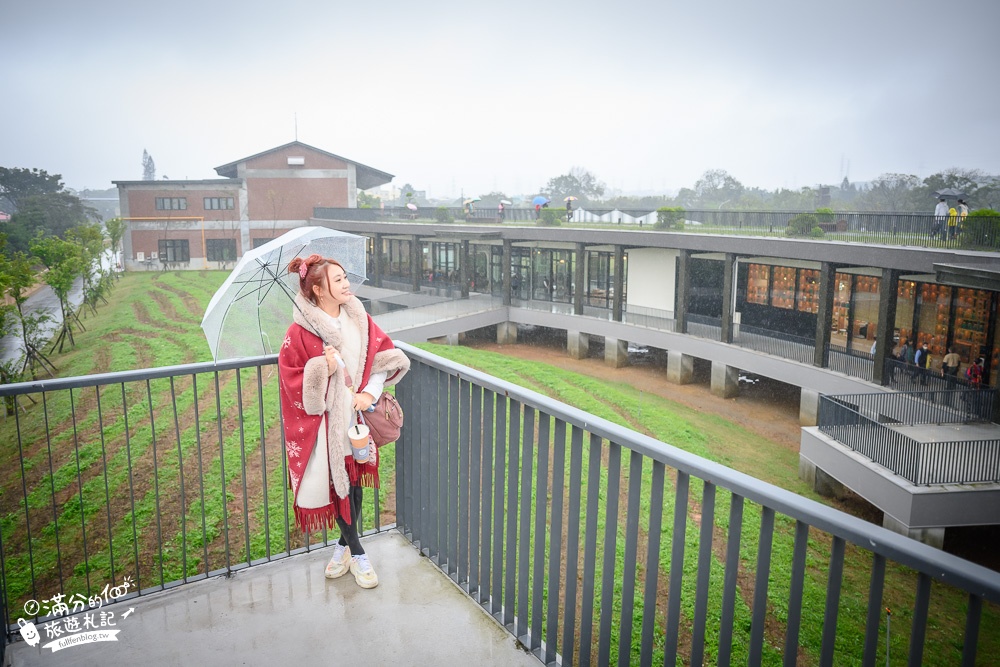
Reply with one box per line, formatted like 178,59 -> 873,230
336,486 -> 365,555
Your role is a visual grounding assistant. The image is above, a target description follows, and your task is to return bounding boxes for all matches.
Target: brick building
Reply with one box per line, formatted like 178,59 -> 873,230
114,141 -> 392,270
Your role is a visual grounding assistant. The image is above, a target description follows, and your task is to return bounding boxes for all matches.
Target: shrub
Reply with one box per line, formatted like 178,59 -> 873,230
655,207 -> 685,230
786,213 -> 822,237
434,206 -> 453,224
539,207 -> 563,226
814,207 -> 835,224
961,208 -> 1000,248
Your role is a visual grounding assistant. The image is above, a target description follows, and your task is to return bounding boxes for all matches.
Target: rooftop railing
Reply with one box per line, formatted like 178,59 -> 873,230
2,348 -> 998,664
314,207 -> 1000,251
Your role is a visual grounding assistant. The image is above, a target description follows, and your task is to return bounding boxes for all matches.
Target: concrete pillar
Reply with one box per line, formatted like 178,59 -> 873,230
445,332 -> 460,346
710,361 -> 740,398
496,322 -> 517,345
460,240 -> 470,299
372,233 -> 383,288
813,261 -> 837,368
666,351 -> 694,384
675,250 -> 692,334
411,235 -> 422,293
882,515 -> 946,550
721,253 -> 736,343
798,457 -> 846,498
799,388 -> 820,426
873,268 -> 900,385
502,240 -> 512,306
567,331 -> 589,360
574,242 -> 586,316
605,337 -> 628,368
612,245 -> 625,322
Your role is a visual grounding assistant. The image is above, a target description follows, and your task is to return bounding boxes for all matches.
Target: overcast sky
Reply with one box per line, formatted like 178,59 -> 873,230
3,0 -> 999,199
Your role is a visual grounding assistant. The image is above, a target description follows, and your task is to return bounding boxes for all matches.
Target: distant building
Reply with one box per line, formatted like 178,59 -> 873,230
114,141 -> 393,271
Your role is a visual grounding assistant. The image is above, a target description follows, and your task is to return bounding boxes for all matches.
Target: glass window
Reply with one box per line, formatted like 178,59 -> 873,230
953,287 -> 990,366
796,269 -> 819,313
746,264 -> 770,305
771,266 -> 795,310
204,197 -> 235,210
158,239 -> 190,263
155,197 -> 187,210
206,238 -> 237,262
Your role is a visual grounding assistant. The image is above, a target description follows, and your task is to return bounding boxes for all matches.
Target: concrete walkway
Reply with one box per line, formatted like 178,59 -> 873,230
7,531 -> 539,667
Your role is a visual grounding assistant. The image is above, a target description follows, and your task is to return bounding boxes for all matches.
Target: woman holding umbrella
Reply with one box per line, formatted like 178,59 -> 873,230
278,254 -> 409,588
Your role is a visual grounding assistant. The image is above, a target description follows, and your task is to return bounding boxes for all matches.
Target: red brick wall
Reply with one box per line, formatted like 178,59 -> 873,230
245,146 -> 348,170
246,178 -> 349,220
126,186 -> 241,219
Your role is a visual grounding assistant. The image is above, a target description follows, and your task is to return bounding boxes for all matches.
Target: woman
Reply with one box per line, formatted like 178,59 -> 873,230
278,254 -> 409,589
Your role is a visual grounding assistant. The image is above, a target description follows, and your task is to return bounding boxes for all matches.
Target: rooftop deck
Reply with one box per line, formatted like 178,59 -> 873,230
7,531 -> 537,667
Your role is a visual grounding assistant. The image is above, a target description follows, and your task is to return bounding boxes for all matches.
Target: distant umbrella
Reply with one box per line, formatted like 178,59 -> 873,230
406,203 -> 418,211
500,199 -> 512,206
934,188 -> 966,199
564,196 -> 578,202
532,196 -> 550,206
463,197 -> 481,205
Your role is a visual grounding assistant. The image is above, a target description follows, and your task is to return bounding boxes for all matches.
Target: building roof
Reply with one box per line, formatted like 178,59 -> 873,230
213,141 -> 394,190
112,179 -> 242,186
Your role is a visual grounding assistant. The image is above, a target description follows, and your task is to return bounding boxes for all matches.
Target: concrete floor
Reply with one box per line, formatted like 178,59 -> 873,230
889,421 -> 1000,443
7,531 -> 540,667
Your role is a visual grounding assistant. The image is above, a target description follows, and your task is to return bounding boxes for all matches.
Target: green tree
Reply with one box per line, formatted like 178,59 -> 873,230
0,243 -> 58,379
857,173 -> 921,211
693,169 -> 745,208
66,223 -> 108,317
105,217 -> 127,274
543,168 -> 605,203
0,167 -> 64,211
357,190 -> 381,208
30,235 -> 85,352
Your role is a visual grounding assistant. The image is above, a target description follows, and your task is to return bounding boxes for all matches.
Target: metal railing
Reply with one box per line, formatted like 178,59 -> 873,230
828,345 -> 875,382
734,324 -> 815,363
818,395 -> 1000,485
883,357 -> 986,394
828,388 -> 996,427
0,356 -> 390,652
313,207 -> 1000,250
686,313 -> 722,340
396,344 -> 1000,665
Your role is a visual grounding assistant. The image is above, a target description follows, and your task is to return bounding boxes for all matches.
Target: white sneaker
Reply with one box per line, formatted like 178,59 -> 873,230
350,554 -> 378,589
325,543 -> 351,579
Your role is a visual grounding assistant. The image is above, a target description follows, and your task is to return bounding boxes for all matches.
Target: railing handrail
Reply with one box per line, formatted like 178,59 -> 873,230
398,342 -> 1000,604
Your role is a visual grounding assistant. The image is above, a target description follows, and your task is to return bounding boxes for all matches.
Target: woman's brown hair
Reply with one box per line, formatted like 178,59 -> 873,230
287,254 -> 346,305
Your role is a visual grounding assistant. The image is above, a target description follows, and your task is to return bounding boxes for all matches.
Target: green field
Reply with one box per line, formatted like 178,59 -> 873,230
0,270 -> 996,664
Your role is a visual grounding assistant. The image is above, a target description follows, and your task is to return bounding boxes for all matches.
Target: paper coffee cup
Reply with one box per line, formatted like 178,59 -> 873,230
349,424 -> 371,463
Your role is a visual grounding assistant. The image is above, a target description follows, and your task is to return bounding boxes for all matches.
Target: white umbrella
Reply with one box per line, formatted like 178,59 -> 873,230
500,199 -> 513,205
200,226 -> 367,361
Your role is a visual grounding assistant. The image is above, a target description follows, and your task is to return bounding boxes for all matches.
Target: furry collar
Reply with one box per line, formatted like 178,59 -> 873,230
292,292 -> 369,379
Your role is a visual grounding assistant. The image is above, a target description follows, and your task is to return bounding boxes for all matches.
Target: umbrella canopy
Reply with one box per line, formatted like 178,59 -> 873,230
934,188 -> 966,199
500,199 -> 512,206
532,196 -> 551,206
406,202 -> 418,211
564,196 -> 578,202
463,198 -> 481,205
200,226 -> 368,361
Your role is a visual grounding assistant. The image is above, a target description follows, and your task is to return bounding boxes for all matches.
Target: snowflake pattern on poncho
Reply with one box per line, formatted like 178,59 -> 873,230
286,440 -> 301,458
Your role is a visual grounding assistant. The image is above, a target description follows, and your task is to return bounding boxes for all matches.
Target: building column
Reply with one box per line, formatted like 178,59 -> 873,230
567,331 -> 589,359
873,268 -> 900,385
721,253 -> 736,343
882,515 -> 946,550
372,233 -> 383,288
675,249 -> 692,334
497,322 -> 518,345
813,261 -> 837,368
410,235 -> 421,293
667,351 -> 694,384
574,242 -> 586,316
605,337 -> 628,368
799,388 -> 820,426
612,245 -> 625,322
798,457 -> 847,498
460,239 -> 470,299
502,239 -> 512,307
710,361 -> 739,398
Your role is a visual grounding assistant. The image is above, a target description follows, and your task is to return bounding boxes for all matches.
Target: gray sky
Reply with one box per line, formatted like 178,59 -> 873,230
3,0 -> 999,199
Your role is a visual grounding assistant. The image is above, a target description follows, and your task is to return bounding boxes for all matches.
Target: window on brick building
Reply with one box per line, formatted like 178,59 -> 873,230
206,238 -> 237,262
252,237 -> 275,249
204,197 -> 235,210
155,197 -> 187,210
158,239 -> 190,263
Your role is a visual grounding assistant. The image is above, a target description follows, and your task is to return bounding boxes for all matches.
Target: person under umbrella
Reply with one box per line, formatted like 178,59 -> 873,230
277,254 -> 409,588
